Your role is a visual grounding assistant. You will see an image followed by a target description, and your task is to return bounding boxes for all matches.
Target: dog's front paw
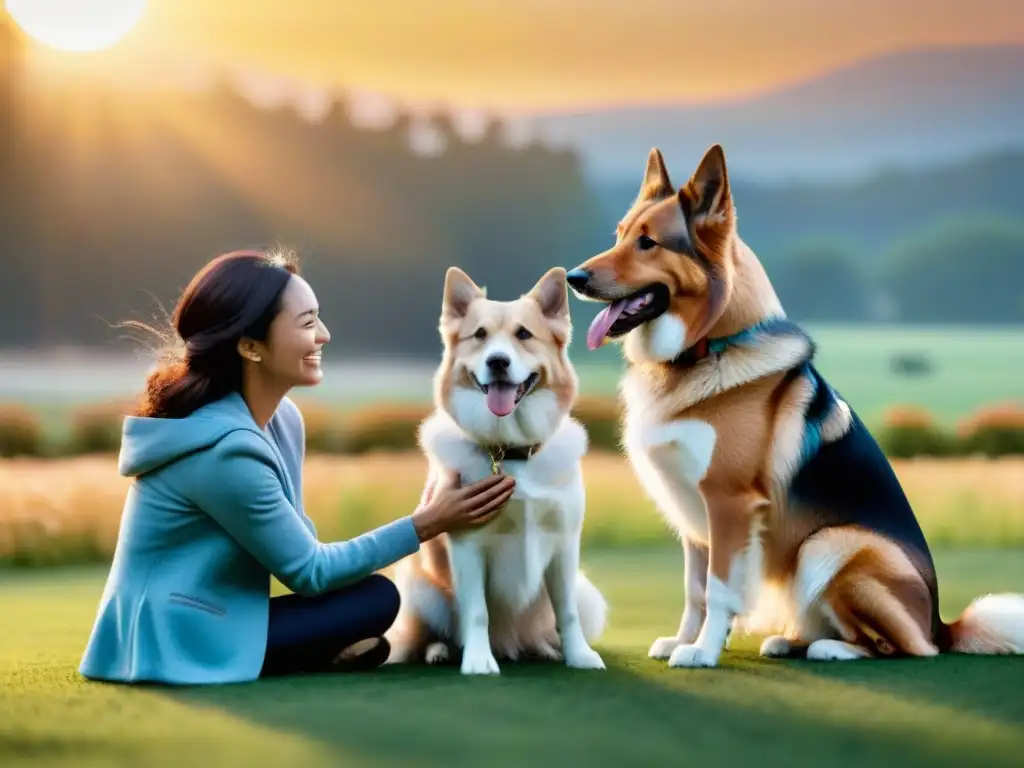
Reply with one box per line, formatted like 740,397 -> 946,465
534,639 -> 563,662
564,644 -> 605,670
425,641 -> 450,665
667,643 -> 719,668
759,635 -> 793,658
460,645 -> 500,676
648,636 -> 684,660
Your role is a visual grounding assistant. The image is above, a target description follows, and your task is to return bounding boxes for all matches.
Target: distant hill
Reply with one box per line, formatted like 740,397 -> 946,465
592,148 -> 1024,264
519,45 -> 1024,184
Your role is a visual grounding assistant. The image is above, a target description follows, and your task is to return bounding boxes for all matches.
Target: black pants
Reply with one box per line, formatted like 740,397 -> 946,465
259,574 -> 400,676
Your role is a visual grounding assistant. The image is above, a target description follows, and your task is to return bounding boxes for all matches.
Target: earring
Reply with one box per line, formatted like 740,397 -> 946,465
251,354 -> 261,363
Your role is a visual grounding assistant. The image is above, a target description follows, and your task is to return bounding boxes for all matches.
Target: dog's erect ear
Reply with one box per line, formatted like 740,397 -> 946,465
637,148 -> 674,202
686,144 -> 732,223
441,267 -> 485,321
528,267 -> 569,319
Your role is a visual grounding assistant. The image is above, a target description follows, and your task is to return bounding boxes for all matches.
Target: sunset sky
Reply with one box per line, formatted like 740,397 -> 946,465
12,0 -> 1024,113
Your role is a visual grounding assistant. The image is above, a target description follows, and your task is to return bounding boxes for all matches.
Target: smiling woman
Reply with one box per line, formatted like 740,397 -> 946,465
6,0 -> 147,52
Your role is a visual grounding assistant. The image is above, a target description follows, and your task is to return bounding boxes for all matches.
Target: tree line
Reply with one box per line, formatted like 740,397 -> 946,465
2,14 -> 1021,362
0,18 -> 607,356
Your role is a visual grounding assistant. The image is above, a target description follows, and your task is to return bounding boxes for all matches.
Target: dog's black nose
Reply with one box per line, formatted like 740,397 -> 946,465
566,268 -> 590,291
486,354 -> 510,373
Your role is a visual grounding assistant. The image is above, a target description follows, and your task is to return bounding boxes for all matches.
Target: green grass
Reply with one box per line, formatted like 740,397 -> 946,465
2,548 -> 1023,767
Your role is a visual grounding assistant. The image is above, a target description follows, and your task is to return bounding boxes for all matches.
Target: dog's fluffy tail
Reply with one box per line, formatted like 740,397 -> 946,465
943,593 -> 1024,655
575,571 -> 608,643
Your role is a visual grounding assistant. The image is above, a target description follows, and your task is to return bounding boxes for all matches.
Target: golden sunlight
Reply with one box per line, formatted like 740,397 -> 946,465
6,0 -> 147,52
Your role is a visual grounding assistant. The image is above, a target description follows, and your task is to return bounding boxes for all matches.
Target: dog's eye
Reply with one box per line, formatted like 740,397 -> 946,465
515,326 -> 533,341
637,234 -> 657,251
473,327 -> 487,341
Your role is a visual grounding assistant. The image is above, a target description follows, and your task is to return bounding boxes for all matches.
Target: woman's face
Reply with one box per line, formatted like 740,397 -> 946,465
250,275 -> 331,388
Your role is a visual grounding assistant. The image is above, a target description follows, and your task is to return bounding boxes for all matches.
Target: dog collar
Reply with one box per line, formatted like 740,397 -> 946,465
671,336 -> 713,368
670,315 -> 810,369
484,443 -> 541,474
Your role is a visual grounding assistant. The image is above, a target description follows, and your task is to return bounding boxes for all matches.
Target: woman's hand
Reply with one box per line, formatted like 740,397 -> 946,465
411,470 -> 515,542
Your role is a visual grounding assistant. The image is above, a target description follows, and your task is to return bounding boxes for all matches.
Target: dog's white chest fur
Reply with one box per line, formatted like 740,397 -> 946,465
621,374 -> 718,542
419,411 -> 587,612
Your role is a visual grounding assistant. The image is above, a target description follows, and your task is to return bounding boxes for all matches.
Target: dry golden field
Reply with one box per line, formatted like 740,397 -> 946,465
1,453 -> 1022,566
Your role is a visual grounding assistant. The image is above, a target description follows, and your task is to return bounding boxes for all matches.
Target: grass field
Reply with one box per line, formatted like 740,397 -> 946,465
4,324 -> 1024,429
3,454 -> 1024,568
2,549 -> 1023,767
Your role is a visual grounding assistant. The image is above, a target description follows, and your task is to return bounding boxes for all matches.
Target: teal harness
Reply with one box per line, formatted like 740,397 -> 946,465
669,315 -> 814,366
671,315 -> 848,473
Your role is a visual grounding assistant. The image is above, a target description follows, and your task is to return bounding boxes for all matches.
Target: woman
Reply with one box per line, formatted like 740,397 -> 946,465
79,249 -> 515,685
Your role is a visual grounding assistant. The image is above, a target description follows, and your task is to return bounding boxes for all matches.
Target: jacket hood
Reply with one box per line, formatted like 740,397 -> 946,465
117,392 -> 261,477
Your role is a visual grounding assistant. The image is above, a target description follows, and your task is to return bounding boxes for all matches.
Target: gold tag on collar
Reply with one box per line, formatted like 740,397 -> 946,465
487,445 -> 505,475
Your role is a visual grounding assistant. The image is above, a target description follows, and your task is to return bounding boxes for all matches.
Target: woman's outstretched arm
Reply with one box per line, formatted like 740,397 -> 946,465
184,430 -> 421,596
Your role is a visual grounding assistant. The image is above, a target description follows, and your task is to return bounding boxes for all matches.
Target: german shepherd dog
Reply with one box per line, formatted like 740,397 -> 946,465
566,145 -> 1024,667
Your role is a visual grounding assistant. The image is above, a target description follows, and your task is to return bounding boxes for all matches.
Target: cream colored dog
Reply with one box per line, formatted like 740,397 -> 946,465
385,266 -> 607,675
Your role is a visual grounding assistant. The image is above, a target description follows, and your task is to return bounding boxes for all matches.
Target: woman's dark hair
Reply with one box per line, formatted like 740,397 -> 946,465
125,249 -> 299,419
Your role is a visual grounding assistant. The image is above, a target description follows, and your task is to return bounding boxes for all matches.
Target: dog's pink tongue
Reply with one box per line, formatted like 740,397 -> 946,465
586,300 -> 627,350
486,384 -> 517,417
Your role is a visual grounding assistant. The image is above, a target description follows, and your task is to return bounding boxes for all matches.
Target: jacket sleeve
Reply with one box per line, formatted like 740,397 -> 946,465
185,430 -> 421,596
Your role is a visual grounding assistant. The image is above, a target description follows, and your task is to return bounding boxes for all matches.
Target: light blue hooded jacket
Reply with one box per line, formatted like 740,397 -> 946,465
78,391 -> 421,685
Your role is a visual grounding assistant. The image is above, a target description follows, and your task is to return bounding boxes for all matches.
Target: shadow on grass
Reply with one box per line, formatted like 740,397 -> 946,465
782,650 -> 1024,727
156,649 -> 1024,768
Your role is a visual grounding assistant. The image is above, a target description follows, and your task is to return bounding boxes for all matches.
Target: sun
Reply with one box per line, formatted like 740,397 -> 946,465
6,0 -> 148,53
